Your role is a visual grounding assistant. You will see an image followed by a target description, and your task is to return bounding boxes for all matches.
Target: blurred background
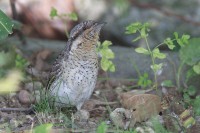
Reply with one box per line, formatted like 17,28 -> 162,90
1,0 -> 200,46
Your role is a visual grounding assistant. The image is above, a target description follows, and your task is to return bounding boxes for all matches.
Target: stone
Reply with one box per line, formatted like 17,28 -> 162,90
18,90 -> 35,105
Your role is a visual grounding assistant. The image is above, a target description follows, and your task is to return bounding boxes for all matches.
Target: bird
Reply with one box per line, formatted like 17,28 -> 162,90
47,20 -> 105,110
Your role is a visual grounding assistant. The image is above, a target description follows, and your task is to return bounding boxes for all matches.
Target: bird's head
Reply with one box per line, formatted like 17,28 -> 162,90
68,20 -> 105,52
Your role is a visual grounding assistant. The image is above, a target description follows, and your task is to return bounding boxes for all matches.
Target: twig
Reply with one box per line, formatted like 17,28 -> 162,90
0,106 -> 33,113
9,0 -> 26,45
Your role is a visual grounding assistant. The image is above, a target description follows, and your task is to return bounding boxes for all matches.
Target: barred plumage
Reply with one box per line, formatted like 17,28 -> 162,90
47,20 -> 105,110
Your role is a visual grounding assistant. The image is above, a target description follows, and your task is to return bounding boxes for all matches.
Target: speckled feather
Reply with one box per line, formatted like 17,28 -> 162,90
47,21 -> 99,87
47,20 -> 104,110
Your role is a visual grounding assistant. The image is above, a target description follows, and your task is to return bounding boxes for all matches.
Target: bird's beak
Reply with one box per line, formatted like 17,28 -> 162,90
93,22 -> 106,34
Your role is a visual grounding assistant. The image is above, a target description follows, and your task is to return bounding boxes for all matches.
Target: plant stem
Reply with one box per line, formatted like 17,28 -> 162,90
177,61 -> 185,89
144,36 -> 158,90
154,39 -> 176,49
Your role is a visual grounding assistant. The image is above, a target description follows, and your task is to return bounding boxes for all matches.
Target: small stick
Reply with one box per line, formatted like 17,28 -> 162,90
10,0 -> 26,45
0,106 -> 33,113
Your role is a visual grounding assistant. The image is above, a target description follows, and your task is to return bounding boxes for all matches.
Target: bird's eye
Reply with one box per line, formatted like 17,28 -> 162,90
78,43 -> 83,47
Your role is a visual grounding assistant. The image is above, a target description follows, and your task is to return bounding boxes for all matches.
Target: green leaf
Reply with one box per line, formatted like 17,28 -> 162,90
193,62 -> 200,74
164,38 -> 175,50
132,36 -> 142,42
174,32 -> 179,40
177,39 -> 184,47
192,95 -> 200,116
182,34 -> 190,44
0,9 -> 14,40
186,68 -> 197,83
50,7 -> 58,19
152,48 -> 166,59
175,33 -> 190,47
68,12 -> 78,21
33,123 -> 53,133
125,22 -> 141,34
102,40 -> 112,48
15,54 -> 28,70
96,122 -> 108,133
183,93 -> 191,103
0,51 -> 15,67
100,49 -> 114,59
161,80 -> 174,87
109,62 -> 116,72
187,86 -> 197,96
141,27 -> 146,38
137,73 -> 152,88
101,58 -> 115,72
151,63 -> 163,72
97,40 -> 115,72
179,38 -> 200,66
150,117 -> 169,133
135,47 -> 150,55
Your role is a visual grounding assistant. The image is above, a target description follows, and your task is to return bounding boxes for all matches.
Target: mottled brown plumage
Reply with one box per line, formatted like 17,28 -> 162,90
48,20 -> 104,110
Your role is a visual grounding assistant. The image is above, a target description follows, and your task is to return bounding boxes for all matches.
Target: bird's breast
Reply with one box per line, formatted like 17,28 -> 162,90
62,55 -> 98,90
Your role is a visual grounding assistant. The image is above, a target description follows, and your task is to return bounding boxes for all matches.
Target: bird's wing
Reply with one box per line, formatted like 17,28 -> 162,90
46,41 -> 72,90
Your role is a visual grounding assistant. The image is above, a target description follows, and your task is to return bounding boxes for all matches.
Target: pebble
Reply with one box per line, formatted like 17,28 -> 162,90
18,90 -> 35,104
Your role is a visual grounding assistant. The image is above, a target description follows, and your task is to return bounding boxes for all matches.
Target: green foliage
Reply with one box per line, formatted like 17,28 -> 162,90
50,7 -> 78,37
163,38 -> 175,50
186,68 -> 197,83
137,73 -> 152,88
97,40 -> 115,72
125,22 -> 191,90
0,9 -> 14,40
33,123 -> 53,133
152,48 -> 166,59
125,22 -> 150,42
179,38 -> 200,66
68,12 -> 78,21
161,80 -> 174,87
0,51 -> 15,68
15,54 -> 28,71
135,47 -> 150,55
50,7 -> 78,21
183,86 -> 200,116
192,95 -> 200,116
50,7 -> 57,19
187,86 -> 197,96
96,122 -> 108,133
151,117 -> 171,133
193,62 -> 200,74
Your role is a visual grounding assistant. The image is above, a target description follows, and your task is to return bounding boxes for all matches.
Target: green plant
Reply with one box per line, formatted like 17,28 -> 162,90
0,9 -> 14,40
192,95 -> 200,116
150,117 -> 171,133
50,7 -> 78,37
0,10 -> 24,93
137,72 -> 152,88
179,38 -> 200,86
97,40 -> 115,72
15,54 -> 28,72
125,22 -> 190,89
96,122 -> 108,133
33,123 -> 53,133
